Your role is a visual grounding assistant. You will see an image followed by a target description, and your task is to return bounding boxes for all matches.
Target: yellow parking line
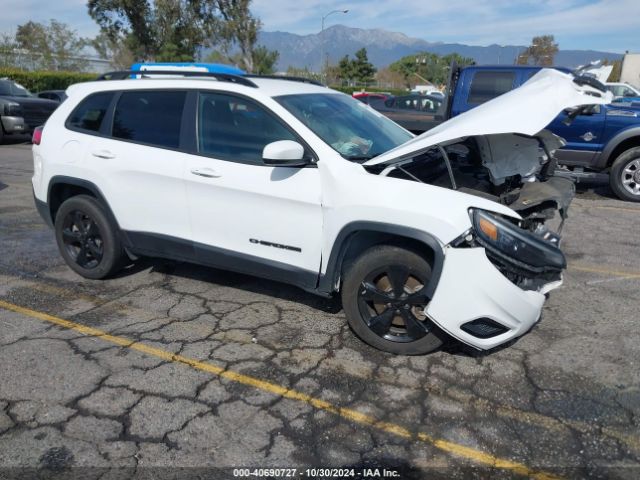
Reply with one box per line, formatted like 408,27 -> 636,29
568,264 -> 640,279
0,299 -> 560,480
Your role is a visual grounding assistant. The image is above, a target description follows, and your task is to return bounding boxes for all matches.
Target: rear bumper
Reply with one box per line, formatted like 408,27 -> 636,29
425,246 -> 556,350
33,188 -> 53,228
1,116 -> 27,134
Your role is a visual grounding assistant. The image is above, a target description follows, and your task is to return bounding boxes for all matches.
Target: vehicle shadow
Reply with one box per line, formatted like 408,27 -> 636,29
119,257 -> 518,357
574,178 -> 618,200
0,134 -> 32,145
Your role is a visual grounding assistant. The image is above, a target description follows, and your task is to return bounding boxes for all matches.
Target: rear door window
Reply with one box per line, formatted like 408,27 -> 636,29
468,71 -> 516,104
67,92 -> 114,133
112,90 -> 186,149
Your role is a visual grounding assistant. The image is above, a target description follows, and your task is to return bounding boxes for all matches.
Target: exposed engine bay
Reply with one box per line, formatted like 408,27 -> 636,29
367,129 -> 574,237
365,130 -> 575,291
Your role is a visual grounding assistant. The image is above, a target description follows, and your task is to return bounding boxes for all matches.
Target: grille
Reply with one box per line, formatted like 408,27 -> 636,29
460,318 -> 508,339
21,103 -> 56,129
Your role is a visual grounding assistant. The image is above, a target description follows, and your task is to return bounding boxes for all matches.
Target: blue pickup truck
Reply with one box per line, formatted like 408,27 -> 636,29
445,65 -> 640,202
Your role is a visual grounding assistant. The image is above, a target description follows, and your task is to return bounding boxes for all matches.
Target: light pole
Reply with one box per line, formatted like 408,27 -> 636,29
320,9 -> 349,79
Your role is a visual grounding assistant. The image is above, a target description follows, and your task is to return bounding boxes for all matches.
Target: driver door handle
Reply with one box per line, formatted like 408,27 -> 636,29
190,167 -> 221,178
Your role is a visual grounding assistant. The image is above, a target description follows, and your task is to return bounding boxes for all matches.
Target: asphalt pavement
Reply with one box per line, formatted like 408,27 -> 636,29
0,141 -> 639,479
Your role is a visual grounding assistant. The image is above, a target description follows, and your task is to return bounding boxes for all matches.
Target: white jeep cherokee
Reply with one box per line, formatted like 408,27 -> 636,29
32,69 -> 611,355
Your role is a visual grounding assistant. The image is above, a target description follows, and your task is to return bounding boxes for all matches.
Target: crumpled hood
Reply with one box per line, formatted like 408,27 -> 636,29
364,69 -> 613,166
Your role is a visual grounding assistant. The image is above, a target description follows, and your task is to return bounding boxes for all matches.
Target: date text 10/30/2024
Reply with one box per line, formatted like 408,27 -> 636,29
233,468 -> 400,478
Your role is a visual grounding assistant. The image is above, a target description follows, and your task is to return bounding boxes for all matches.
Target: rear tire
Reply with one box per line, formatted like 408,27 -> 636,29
341,245 -> 446,355
54,195 -> 125,279
609,147 -> 640,202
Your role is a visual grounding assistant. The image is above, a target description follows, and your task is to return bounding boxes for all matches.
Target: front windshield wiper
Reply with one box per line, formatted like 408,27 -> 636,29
344,154 -> 379,162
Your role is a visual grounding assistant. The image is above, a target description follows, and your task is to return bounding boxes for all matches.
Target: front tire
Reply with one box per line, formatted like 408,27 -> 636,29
341,245 -> 446,355
54,195 -> 125,279
609,147 -> 640,202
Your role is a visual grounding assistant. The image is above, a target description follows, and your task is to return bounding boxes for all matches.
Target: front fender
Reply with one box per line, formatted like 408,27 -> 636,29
597,124 -> 640,169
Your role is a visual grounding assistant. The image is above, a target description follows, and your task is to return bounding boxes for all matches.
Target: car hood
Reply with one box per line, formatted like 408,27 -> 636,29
364,69 -> 613,166
0,95 -> 58,109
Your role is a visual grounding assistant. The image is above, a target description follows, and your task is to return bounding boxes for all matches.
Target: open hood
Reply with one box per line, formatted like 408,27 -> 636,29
364,69 -> 613,166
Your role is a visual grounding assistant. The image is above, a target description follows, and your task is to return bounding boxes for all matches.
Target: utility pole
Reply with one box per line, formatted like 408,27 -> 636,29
320,9 -> 349,79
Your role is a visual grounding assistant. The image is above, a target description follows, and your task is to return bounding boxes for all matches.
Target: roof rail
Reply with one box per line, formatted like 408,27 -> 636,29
94,70 -> 258,88
245,74 -> 325,86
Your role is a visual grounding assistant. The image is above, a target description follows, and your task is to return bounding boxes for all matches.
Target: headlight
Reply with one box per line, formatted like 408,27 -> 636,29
471,209 -> 566,270
4,102 -> 23,116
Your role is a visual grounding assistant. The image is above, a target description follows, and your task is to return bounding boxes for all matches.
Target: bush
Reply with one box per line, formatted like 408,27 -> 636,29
0,68 -> 96,92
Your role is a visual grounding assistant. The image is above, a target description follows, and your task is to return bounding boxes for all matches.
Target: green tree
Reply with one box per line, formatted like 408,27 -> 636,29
516,35 -> 559,66
215,0 -> 260,72
203,49 -> 233,64
338,54 -> 354,81
390,52 -> 473,87
87,0 -> 221,61
0,33 -> 19,68
90,31 -> 135,69
251,45 -> 279,74
87,0 -> 264,71
11,20 -> 89,71
352,48 -> 376,83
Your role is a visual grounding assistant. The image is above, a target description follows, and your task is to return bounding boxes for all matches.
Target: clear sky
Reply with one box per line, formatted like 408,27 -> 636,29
1,0 -> 638,53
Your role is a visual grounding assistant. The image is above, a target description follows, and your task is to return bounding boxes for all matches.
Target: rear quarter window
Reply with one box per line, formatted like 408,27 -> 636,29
112,90 -> 186,149
468,71 -> 516,104
66,92 -> 114,133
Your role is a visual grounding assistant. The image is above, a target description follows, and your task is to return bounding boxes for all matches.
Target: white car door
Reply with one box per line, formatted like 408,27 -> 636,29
80,89 -> 192,244
184,91 -> 323,289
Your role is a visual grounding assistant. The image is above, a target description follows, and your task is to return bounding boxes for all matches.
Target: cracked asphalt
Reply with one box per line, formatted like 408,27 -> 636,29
1,140 -> 639,479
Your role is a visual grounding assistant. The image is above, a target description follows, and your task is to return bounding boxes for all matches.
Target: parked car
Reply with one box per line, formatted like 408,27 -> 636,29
417,65 -> 640,202
36,90 -> 68,103
605,82 -> 640,99
352,92 -> 392,105
0,79 -> 58,144
32,69 -> 609,354
411,85 -> 444,98
371,94 -> 445,133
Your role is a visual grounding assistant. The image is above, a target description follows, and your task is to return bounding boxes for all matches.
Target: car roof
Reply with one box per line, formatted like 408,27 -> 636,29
67,76 -> 335,99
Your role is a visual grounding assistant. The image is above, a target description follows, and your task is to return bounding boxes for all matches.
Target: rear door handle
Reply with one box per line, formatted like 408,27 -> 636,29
190,167 -> 221,178
91,150 -> 115,159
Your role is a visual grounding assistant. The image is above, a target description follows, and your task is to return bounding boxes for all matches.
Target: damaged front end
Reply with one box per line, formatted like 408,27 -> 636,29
366,130 -> 573,291
370,129 -> 574,235
454,208 -> 566,293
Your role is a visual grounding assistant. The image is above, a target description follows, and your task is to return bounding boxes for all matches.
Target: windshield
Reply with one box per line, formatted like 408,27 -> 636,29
0,80 -> 32,97
275,93 -> 413,161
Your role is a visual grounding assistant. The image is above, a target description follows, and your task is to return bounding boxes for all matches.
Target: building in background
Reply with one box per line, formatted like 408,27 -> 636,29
621,53 -> 640,89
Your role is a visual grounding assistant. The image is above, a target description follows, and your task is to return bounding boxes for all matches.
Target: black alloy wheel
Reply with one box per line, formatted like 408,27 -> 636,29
54,195 -> 125,279
342,245 -> 446,355
61,210 -> 104,269
357,265 -> 431,343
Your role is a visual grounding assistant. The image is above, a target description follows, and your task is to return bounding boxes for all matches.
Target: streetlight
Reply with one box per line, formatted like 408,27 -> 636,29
320,9 -> 349,79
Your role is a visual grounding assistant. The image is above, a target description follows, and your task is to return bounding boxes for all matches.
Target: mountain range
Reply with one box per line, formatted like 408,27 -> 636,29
257,25 -> 622,71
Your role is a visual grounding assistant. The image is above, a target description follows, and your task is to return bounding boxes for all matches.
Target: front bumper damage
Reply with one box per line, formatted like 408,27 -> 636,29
425,246 -> 555,350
